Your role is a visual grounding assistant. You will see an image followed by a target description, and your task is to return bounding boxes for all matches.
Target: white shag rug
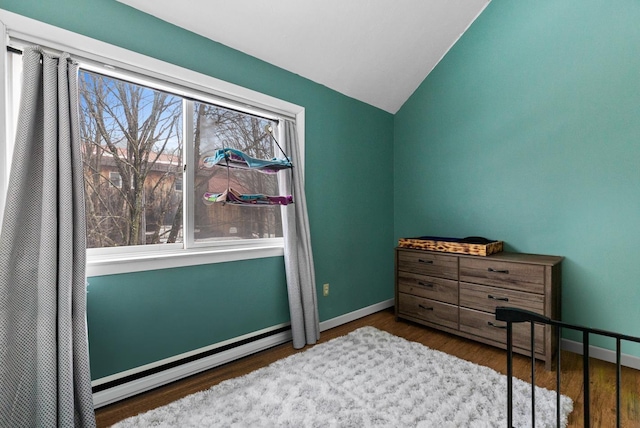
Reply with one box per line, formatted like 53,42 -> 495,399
113,327 -> 573,427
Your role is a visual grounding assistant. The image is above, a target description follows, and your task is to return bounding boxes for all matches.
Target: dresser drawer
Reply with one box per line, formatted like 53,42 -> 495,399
398,272 -> 458,305
459,258 -> 545,294
397,250 -> 458,280
459,308 -> 544,354
460,282 -> 543,314
398,293 -> 458,330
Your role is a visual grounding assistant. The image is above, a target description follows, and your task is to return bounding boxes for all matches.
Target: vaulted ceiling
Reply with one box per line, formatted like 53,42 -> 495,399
117,0 -> 490,113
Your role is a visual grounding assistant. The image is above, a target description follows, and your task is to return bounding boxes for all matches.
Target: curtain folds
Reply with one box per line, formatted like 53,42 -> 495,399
279,119 -> 320,349
0,47 -> 96,427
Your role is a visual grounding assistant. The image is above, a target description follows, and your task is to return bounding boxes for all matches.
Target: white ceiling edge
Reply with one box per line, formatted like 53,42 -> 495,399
117,0 -> 490,114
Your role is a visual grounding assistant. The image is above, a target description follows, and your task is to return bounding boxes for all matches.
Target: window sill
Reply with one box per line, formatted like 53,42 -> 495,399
86,244 -> 284,277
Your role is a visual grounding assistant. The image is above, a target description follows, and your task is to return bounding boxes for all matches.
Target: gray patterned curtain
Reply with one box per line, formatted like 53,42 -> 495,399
0,47 -> 96,427
279,119 -> 320,349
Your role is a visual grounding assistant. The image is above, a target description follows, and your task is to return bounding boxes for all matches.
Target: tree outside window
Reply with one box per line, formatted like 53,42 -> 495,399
78,70 -> 282,249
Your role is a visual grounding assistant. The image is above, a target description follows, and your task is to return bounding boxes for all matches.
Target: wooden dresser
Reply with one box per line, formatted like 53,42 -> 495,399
395,247 -> 562,369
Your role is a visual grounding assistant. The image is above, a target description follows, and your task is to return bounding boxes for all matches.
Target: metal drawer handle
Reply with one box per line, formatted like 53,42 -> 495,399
418,304 -> 434,311
418,281 -> 434,288
488,294 -> 509,302
418,259 -> 434,264
488,267 -> 509,274
488,321 -> 507,329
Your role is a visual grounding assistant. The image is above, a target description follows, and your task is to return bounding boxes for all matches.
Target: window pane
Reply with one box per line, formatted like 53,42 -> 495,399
79,70 -> 183,248
193,103 -> 283,242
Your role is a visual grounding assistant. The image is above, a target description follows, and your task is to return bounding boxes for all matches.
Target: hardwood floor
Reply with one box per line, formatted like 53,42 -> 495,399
95,308 -> 640,427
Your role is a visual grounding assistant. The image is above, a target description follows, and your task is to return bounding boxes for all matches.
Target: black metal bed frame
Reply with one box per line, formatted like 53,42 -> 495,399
495,306 -> 640,428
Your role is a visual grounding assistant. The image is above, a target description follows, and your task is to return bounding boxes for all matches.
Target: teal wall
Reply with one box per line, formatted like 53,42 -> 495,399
0,0 -> 395,379
395,0 -> 640,352
87,259 -> 290,379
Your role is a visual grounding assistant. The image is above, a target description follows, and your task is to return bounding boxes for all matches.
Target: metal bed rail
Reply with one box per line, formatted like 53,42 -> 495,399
495,306 -> 640,428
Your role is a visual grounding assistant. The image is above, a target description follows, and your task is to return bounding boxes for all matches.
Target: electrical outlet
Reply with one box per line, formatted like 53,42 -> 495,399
323,283 -> 329,296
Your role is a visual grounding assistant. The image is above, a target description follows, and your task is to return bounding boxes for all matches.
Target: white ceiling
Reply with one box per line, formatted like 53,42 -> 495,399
117,0 -> 490,114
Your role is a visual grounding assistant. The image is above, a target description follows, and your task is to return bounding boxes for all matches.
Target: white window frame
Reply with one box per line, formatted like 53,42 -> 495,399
0,10 -> 305,277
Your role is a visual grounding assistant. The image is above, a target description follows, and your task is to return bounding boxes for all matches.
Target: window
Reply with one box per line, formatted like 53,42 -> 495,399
108,172 -> 122,189
192,102 -> 283,242
174,177 -> 183,192
80,71 -> 184,248
0,13 -> 304,275
79,70 -> 283,249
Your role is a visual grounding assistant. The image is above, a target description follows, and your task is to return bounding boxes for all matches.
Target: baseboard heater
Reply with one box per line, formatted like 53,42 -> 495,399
92,299 -> 397,408
92,325 -> 292,408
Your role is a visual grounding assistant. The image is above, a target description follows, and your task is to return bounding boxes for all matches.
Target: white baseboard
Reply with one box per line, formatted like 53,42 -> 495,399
319,299 -> 395,332
92,329 -> 292,408
561,338 -> 640,371
92,298 -> 394,408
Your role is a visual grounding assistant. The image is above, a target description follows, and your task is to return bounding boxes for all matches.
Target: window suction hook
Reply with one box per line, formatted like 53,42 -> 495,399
264,123 -> 291,166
